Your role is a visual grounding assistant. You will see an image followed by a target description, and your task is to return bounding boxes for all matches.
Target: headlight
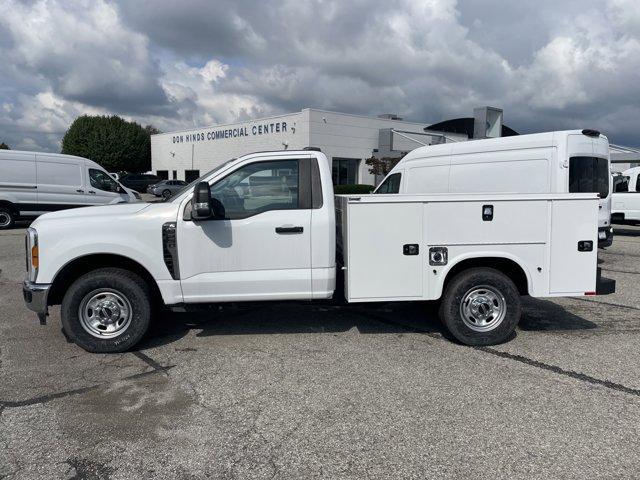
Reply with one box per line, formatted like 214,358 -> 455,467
26,227 -> 38,282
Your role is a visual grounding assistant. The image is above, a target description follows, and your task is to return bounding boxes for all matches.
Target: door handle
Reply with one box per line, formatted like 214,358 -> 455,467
88,190 -> 96,195
76,189 -> 84,193
275,226 -> 304,234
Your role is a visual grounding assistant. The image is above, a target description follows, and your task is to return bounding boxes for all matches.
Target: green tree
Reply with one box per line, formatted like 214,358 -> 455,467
0,142 -> 10,150
61,115 -> 157,172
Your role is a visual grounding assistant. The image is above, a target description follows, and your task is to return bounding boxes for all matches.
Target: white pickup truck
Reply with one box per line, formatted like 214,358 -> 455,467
23,149 -> 615,353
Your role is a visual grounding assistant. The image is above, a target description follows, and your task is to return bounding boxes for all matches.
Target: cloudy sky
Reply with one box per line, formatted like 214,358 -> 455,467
1,0 -> 640,151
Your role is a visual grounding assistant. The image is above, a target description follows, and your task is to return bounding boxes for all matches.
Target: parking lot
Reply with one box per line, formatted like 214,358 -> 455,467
1,220 -> 639,479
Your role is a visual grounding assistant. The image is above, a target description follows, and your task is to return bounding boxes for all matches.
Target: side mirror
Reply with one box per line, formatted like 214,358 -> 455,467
191,182 -> 212,220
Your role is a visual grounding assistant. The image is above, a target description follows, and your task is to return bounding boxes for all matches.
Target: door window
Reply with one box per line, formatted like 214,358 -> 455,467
613,176 -> 629,192
211,160 -> 299,219
569,157 -> 609,198
89,169 -> 120,192
375,173 -> 401,193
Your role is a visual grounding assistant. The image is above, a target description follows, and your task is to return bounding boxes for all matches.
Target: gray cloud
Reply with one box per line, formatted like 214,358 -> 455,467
1,0 -> 639,151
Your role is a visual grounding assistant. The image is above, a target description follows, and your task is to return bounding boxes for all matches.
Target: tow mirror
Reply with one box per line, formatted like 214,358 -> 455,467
191,182 -> 212,220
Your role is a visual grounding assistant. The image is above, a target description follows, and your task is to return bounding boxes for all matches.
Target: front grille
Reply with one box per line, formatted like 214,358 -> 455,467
162,222 -> 180,280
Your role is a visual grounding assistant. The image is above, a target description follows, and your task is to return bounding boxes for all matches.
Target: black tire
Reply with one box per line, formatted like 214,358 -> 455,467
162,189 -> 172,199
61,268 -> 152,353
439,267 -> 521,346
0,207 -> 15,229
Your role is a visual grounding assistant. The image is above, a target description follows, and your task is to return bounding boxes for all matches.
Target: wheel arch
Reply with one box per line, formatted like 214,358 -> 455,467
47,253 -> 162,306
439,255 -> 531,297
0,200 -> 18,214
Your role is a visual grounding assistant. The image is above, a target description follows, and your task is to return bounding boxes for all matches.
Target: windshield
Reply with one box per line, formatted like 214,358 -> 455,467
569,157 -> 609,198
166,158 -> 237,201
374,173 -> 401,194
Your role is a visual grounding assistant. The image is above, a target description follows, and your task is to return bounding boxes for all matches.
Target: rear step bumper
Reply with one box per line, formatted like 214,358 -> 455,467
596,267 -> 616,295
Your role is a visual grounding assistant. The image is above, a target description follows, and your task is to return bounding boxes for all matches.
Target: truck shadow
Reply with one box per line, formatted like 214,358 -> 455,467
140,296 -> 597,349
142,301 -> 442,349
519,297 -> 597,331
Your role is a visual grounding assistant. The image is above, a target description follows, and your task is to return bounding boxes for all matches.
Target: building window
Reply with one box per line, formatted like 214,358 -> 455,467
332,158 -> 359,185
185,170 -> 200,182
172,170 -> 177,180
156,170 -> 169,180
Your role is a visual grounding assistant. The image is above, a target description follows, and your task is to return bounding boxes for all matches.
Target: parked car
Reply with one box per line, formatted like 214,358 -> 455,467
119,173 -> 161,192
0,150 -> 139,229
147,179 -> 188,199
23,147 -> 614,353
611,167 -> 640,224
375,129 -> 613,247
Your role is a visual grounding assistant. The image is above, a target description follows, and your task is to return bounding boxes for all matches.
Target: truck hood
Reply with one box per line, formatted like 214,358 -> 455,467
33,202 -> 151,223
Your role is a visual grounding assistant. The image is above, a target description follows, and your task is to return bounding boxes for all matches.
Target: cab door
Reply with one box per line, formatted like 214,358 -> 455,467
177,156 -> 313,302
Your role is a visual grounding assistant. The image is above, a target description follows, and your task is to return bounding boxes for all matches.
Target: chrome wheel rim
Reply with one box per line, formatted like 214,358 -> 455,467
460,285 -> 506,332
0,212 -> 11,227
78,288 -> 132,339
162,190 -> 171,199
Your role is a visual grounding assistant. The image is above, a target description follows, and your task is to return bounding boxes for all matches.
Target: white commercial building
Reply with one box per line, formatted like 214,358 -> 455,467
151,108 -> 479,185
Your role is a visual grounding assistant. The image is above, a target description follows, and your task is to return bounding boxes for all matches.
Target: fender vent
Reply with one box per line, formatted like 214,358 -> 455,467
162,222 -> 180,280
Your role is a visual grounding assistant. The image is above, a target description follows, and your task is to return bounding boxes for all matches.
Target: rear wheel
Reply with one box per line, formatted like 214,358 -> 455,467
439,267 -> 521,346
61,268 -> 152,353
0,207 -> 15,229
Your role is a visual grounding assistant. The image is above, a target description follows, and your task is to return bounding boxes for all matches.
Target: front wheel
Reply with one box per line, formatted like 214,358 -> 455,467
61,268 -> 152,353
162,189 -> 172,199
439,267 -> 521,346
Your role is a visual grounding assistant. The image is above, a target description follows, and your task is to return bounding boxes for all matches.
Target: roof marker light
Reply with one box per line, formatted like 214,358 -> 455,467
582,129 -> 600,137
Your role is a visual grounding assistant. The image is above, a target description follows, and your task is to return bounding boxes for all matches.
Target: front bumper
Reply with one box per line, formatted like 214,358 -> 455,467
598,226 -> 613,248
595,268 -> 616,295
23,280 -> 50,325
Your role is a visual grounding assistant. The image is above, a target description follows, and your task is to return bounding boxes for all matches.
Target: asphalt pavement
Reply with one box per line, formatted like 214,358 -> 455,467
1,220 -> 639,479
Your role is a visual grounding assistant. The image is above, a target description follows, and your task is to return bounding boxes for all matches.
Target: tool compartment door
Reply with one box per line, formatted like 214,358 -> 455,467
549,199 -> 598,294
346,201 -> 423,301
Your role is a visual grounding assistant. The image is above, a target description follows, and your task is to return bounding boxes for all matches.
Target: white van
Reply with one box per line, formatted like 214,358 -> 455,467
0,150 -> 139,228
611,166 -> 640,223
375,129 -> 613,247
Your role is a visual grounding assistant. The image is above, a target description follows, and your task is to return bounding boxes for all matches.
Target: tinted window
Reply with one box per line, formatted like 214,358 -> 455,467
332,158 -> 359,185
569,157 -> 609,198
375,173 -> 401,194
211,160 -> 299,219
613,176 -> 629,192
89,169 -> 120,192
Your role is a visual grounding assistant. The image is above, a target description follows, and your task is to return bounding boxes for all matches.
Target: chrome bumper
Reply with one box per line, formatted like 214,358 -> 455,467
22,280 -> 50,325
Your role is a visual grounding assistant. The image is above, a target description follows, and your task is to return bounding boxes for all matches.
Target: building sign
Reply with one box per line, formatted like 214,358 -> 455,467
172,121 -> 288,144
